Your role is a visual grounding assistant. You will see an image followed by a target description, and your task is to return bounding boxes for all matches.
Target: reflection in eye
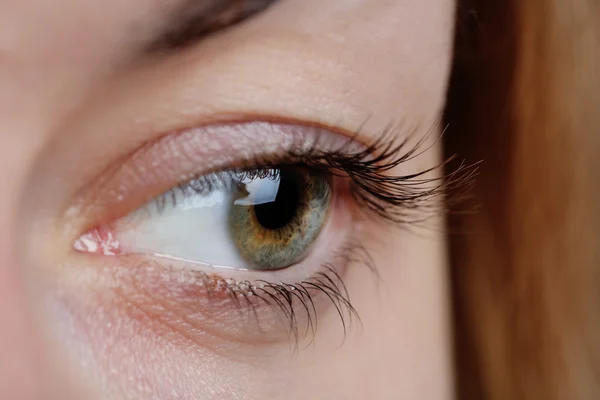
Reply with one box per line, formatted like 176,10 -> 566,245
82,167 -> 332,271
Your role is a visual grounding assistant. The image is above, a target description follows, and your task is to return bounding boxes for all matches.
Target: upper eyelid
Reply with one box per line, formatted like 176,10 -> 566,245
66,121 -> 362,228
126,121 -> 359,186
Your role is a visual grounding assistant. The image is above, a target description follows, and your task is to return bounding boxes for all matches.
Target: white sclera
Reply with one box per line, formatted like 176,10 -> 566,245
113,174 -> 283,270
114,188 -> 249,269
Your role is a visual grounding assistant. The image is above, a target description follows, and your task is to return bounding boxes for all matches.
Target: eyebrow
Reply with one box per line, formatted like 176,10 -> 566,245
148,0 -> 279,52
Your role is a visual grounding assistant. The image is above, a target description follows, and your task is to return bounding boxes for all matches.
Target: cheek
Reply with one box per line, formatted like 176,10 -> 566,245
42,269 -> 265,400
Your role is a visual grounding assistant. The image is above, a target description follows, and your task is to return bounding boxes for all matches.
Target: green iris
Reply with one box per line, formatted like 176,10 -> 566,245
228,168 -> 332,271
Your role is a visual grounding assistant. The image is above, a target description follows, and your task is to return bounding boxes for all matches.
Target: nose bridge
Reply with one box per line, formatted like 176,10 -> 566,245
0,246 -> 42,400
0,132 -> 48,400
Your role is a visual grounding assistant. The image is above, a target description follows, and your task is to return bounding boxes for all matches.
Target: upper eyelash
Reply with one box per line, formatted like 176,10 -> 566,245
155,123 -> 477,226
297,124 -> 478,224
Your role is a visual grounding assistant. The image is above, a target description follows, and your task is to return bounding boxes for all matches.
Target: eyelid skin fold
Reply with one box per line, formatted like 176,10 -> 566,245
66,121 -> 356,235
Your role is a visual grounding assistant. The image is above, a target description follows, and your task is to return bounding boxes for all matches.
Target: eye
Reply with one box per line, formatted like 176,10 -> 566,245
76,166 -> 333,271
67,121 -> 469,345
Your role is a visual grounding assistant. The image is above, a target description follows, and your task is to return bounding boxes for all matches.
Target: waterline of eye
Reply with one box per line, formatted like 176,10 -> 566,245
151,253 -> 250,272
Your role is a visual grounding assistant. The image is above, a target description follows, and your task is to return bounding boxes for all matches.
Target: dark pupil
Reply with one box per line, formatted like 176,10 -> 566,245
254,170 -> 301,230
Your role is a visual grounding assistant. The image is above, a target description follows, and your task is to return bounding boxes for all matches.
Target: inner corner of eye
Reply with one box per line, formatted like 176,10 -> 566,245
73,226 -> 122,256
73,165 -> 336,273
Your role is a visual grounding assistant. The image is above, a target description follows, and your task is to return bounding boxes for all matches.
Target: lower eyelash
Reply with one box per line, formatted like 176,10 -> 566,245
250,242 -> 372,346
123,240 -> 374,347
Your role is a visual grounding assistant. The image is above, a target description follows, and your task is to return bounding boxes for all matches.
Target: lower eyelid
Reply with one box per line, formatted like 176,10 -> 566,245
62,250 -> 357,352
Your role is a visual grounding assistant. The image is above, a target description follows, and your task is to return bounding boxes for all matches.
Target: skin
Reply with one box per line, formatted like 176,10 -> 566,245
0,1 -> 455,399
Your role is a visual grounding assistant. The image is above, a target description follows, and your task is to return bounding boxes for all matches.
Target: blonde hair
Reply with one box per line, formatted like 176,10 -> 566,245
445,1 -> 600,398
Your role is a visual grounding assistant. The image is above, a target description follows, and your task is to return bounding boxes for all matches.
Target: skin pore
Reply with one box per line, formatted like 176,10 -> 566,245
0,1 -> 455,399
